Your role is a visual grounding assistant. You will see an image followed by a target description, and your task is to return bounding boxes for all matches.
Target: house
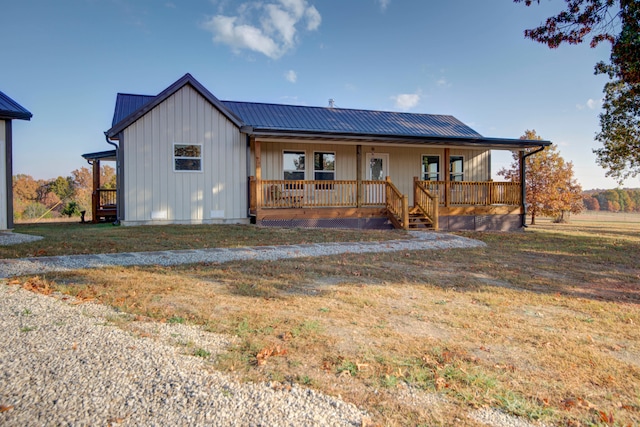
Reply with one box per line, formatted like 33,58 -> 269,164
0,91 -> 32,231
83,73 -> 549,230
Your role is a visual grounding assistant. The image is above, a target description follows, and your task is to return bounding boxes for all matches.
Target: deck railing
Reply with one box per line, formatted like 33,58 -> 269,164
385,177 -> 409,230
420,181 -> 521,206
413,178 -> 439,229
97,189 -> 117,207
250,178 -> 520,216
255,179 -> 391,208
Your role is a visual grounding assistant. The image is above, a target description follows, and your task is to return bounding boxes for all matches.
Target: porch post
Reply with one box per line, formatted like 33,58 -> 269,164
444,148 -> 450,207
254,138 -> 262,210
356,145 -> 362,207
91,159 -> 100,223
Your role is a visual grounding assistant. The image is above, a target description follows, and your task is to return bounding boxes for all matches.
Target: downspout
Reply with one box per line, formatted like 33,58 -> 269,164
520,145 -> 546,228
104,132 -> 121,225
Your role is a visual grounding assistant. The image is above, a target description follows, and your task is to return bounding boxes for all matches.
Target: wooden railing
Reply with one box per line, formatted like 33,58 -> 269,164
385,177 -> 409,230
255,179 -> 390,208
97,189 -> 117,207
413,178 -> 439,230
419,181 -> 521,206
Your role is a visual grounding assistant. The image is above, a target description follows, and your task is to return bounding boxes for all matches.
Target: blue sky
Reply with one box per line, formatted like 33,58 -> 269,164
1,0 -> 631,190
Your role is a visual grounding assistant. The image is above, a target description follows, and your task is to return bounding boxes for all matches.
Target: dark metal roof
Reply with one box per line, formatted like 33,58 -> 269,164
82,149 -> 117,161
106,73 -> 243,138
222,101 -> 483,139
112,94 -> 154,127
106,74 -> 550,149
0,91 -> 32,120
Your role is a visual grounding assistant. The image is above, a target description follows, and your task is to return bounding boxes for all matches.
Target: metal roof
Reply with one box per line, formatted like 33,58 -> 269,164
112,94 -> 154,127
106,74 -> 550,149
106,73 -> 243,138
82,149 -> 117,161
0,91 -> 32,121
222,101 -> 483,139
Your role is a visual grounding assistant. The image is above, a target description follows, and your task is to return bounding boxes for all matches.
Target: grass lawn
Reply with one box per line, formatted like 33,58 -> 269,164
6,219 -> 640,426
1,222 -> 406,259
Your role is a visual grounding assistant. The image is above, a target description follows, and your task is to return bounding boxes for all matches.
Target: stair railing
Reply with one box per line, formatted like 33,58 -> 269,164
385,177 -> 409,230
413,177 -> 439,230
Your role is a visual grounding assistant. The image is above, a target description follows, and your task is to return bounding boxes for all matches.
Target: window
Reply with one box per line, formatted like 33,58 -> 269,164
314,152 -> 335,181
283,151 -> 305,180
174,144 -> 202,171
422,155 -> 440,181
450,155 -> 464,181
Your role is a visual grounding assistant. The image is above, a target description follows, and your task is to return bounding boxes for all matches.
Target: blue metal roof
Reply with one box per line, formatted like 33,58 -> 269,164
222,101 -> 483,139
0,91 -> 32,121
112,93 -> 155,127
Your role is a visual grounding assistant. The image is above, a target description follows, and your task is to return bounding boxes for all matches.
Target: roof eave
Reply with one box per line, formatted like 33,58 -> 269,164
0,111 -> 32,121
249,129 -> 551,149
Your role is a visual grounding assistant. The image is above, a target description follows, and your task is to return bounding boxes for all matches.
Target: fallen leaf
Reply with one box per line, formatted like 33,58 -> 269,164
0,405 -> 14,412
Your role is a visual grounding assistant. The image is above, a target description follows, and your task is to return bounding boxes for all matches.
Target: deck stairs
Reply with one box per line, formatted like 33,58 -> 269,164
387,205 -> 435,230
407,206 -> 435,230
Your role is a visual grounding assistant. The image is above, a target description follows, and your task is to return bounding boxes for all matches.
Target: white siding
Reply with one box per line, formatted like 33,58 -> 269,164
0,120 -> 6,230
121,86 -> 247,224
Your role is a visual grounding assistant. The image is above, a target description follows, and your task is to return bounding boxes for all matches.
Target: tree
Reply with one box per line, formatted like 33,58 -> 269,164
498,130 -> 584,224
516,0 -> 640,183
583,195 -> 600,210
71,167 -> 93,212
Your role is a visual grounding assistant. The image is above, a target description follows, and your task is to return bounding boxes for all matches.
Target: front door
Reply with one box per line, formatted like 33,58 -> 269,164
367,153 -> 389,180
366,153 -> 389,204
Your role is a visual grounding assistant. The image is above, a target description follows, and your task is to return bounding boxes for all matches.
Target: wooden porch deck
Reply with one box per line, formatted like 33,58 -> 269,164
93,189 -> 117,223
250,177 -> 522,230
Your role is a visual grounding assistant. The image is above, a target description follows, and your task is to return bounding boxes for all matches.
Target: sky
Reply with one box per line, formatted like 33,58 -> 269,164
1,0 -> 633,191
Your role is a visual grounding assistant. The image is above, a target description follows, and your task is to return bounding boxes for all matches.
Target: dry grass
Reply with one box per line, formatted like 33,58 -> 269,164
1,223 -> 405,259
8,219 -> 640,426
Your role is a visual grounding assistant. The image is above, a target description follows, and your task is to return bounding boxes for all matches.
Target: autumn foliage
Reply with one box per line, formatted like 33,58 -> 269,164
498,130 -> 584,224
12,165 -> 115,220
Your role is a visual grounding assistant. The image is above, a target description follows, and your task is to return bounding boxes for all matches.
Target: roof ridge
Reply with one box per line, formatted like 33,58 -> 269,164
221,99 -> 456,118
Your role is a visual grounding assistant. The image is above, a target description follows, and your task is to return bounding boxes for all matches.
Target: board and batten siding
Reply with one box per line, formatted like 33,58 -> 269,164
121,85 -> 247,225
257,141 -> 490,204
0,120 -> 6,230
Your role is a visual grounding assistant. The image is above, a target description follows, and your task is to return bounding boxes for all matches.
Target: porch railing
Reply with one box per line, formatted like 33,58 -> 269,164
385,177 -> 409,230
413,178 -> 439,230
254,179 -> 389,209
420,181 -> 521,206
97,189 -> 117,207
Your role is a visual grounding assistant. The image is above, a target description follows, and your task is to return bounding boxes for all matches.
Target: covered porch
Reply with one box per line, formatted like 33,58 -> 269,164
81,150 -> 117,223
250,177 -> 522,230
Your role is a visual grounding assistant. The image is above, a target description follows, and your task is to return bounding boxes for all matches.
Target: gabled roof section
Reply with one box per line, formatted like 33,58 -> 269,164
106,73 -> 243,138
222,101 -> 483,139
0,91 -> 32,121
112,94 -> 155,127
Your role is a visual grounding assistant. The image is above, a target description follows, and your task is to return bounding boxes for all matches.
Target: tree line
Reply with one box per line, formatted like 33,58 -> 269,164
13,166 -> 115,220
583,188 -> 640,212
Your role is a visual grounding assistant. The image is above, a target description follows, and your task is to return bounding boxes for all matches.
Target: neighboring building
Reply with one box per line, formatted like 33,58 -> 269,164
0,91 -> 32,230
84,73 -> 549,230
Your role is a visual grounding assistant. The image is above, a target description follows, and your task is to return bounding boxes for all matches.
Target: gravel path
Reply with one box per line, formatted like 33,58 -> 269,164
0,231 -> 549,426
0,231 -> 486,278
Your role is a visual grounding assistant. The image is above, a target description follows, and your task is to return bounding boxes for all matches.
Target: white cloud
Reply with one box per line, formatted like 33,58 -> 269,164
203,0 -> 321,59
285,69 -> 297,83
376,0 -> 390,11
576,98 -> 601,110
436,77 -> 451,88
392,92 -> 421,111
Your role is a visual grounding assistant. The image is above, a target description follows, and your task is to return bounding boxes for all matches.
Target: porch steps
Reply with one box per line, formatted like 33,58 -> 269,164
407,207 -> 434,230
